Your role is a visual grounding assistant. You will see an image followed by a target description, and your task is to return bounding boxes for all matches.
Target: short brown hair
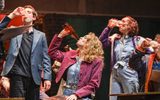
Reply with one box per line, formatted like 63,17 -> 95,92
124,16 -> 139,36
154,34 -> 160,40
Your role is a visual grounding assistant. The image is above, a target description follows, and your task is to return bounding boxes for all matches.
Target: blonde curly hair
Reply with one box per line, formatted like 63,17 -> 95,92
77,32 -> 104,62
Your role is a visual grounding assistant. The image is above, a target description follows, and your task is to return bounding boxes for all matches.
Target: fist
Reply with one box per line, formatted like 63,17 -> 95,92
108,18 -> 119,28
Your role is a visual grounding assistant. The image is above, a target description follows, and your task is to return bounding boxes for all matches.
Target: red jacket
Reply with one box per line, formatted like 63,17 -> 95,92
145,54 -> 155,92
48,35 -> 104,98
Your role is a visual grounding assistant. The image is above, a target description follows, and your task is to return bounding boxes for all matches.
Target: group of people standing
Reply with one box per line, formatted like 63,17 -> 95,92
0,4 -> 160,100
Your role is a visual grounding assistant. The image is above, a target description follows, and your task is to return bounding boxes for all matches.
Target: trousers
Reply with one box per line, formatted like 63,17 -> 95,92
109,64 -> 139,100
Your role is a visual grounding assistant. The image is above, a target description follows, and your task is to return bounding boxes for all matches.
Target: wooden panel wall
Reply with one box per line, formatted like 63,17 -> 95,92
3,0 -> 160,18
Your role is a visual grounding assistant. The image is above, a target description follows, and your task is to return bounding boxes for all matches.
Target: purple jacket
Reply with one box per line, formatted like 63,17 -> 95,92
48,35 -> 104,98
99,27 -> 112,48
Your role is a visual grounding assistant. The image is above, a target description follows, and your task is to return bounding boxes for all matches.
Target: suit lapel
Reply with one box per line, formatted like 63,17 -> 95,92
16,34 -> 23,48
31,29 -> 41,52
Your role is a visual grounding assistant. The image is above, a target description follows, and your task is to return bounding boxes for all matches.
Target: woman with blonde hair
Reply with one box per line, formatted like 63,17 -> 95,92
48,28 -> 104,100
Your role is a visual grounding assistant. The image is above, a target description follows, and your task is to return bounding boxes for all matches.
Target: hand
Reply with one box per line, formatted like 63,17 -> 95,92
149,40 -> 160,52
58,29 -> 71,38
1,77 -> 10,92
109,33 -> 121,42
52,60 -> 61,73
140,38 -> 152,49
150,40 -> 159,49
107,18 -> 119,28
66,94 -> 78,100
8,7 -> 25,19
43,80 -> 51,91
137,38 -> 152,52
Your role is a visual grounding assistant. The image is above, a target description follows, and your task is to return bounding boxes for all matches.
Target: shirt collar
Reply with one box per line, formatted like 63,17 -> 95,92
25,31 -> 33,35
123,35 -> 129,39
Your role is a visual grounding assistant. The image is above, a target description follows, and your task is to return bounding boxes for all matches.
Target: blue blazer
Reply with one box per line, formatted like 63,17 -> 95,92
0,17 -> 52,85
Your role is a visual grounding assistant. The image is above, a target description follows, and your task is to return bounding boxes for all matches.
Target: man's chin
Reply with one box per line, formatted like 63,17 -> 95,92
24,21 -> 32,25
24,18 -> 32,23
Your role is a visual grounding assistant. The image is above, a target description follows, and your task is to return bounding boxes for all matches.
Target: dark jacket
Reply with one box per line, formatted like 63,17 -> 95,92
1,16 -> 52,85
129,50 -> 155,92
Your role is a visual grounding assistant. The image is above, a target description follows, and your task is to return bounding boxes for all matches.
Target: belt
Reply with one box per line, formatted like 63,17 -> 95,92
63,84 -> 77,90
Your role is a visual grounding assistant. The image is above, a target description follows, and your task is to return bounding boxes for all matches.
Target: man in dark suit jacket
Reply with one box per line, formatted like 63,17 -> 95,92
0,5 -> 52,100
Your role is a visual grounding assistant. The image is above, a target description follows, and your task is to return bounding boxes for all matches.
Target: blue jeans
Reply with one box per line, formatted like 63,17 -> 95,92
110,65 -> 139,100
63,88 -> 75,96
63,88 -> 92,100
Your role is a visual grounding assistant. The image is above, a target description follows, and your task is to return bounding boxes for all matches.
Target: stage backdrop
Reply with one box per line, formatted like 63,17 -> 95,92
3,0 -> 160,18
42,14 -> 160,100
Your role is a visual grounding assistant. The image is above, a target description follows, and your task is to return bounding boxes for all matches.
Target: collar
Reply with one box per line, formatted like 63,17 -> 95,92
71,54 -> 77,59
24,31 -> 33,36
70,53 -> 92,63
123,35 -> 129,39
28,31 -> 33,35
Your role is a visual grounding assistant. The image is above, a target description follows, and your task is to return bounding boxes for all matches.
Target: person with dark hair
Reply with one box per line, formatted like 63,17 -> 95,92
0,5 -> 52,100
48,28 -> 104,100
154,33 -> 160,43
0,0 -> 5,11
99,16 -> 145,100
